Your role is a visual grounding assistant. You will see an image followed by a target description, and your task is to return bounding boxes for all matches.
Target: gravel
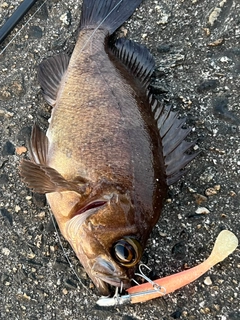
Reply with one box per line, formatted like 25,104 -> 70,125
0,0 -> 239,319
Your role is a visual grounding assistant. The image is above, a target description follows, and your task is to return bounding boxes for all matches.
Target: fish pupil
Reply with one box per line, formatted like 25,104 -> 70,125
113,240 -> 135,264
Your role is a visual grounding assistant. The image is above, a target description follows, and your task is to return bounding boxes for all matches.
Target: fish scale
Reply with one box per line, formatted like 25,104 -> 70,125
48,30 -> 159,193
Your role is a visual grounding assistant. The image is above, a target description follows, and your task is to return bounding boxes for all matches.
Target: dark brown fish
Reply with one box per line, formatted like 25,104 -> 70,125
20,0 -> 197,296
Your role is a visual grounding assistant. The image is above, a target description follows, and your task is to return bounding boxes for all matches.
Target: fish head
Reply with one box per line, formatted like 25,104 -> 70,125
64,193 -> 144,295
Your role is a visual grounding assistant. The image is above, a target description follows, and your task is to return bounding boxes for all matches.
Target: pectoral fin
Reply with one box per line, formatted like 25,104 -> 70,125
28,123 -> 49,165
20,124 -> 87,194
19,159 -> 80,194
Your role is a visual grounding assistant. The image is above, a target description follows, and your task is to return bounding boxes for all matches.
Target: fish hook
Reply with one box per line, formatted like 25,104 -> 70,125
96,264 -> 167,307
133,263 -> 166,294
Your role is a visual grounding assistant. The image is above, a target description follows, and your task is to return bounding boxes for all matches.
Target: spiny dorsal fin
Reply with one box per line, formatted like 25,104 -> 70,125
28,124 -> 49,165
112,38 -> 155,88
19,160 -> 80,194
38,53 -> 70,106
150,94 -> 199,185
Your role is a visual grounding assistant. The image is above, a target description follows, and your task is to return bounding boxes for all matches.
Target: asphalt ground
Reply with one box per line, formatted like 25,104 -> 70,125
0,0 -> 239,319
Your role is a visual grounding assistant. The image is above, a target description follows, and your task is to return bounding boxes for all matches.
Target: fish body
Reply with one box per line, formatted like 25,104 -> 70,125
20,0 -> 197,295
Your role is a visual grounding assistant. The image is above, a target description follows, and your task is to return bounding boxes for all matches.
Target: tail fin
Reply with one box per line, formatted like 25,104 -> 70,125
79,0 -> 143,35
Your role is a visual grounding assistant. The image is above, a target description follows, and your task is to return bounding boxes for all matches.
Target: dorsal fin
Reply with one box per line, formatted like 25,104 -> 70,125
112,38 -> 155,88
150,94 -> 199,185
38,53 -> 70,106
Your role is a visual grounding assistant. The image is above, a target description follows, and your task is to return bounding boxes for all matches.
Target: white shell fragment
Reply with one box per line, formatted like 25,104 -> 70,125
195,207 -> 210,214
204,276 -> 212,286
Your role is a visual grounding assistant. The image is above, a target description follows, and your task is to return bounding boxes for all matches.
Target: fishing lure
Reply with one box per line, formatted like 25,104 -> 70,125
96,230 -> 238,306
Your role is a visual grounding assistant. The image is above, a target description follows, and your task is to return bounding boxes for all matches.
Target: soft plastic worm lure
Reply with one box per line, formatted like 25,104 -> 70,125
96,230 -> 238,306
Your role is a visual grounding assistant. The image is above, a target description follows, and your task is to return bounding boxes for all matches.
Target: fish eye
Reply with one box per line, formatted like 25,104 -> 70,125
112,237 -> 142,267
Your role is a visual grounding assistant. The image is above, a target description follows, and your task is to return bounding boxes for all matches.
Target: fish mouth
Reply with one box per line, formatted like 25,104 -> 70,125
94,273 -> 131,296
97,274 -> 130,288
92,257 -> 131,295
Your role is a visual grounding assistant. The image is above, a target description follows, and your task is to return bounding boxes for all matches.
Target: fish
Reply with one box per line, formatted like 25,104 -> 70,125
19,0 -> 198,296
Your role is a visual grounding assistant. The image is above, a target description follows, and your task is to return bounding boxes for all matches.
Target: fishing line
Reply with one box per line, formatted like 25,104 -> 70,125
0,0 -> 48,55
76,0 -> 124,56
0,0 -> 124,56
50,211 -> 89,291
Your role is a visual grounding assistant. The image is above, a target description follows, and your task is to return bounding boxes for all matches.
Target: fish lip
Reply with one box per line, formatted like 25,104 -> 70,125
96,274 -> 130,288
92,257 -> 131,292
94,273 -> 131,296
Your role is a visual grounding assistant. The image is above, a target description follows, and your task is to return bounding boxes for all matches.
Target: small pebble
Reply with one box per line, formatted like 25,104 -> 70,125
62,288 -> 68,295
197,79 -> 219,92
2,141 -> 15,156
203,27 -> 210,36
2,248 -> 10,256
50,245 -> 58,252
27,251 -> 36,259
208,38 -> 224,46
37,211 -> 46,219
195,207 -> 210,214
15,146 -> 27,155
208,7 -> 221,26
119,27 -> 128,37
0,174 -> 9,185
32,193 -> 46,207
22,293 -> 31,301
60,11 -> 71,26
0,208 -> 13,226
28,26 -> 43,39
1,2 -> 9,9
204,276 -> 212,285
159,232 -> 167,237
205,188 -> 217,196
194,193 -> 207,205
0,109 -> 6,116
15,205 -> 21,213
34,235 -> 42,248
89,282 -> 95,289
157,43 -> 171,53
